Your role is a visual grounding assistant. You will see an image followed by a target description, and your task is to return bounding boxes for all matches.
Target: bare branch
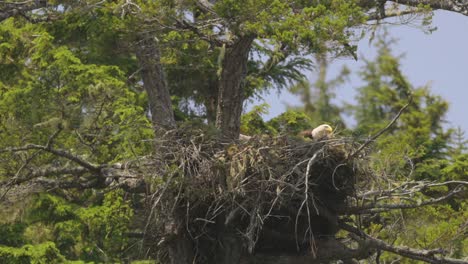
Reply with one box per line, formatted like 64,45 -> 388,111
173,18 -> 230,47
360,0 -> 468,20
367,8 -> 424,20
1,144 -> 100,172
0,163 -> 97,202
346,184 -> 466,214
19,167 -> 88,183
388,0 -> 468,16
31,176 -> 98,190
357,181 -> 468,199
295,151 -> 321,255
250,238 -> 374,263
341,223 -> 468,264
0,0 -> 47,22
195,0 -> 217,16
348,98 -> 412,159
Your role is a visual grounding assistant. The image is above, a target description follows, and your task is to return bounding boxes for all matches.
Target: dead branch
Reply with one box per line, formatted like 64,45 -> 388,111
345,184 -> 466,214
1,144 -> 100,172
195,0 -> 216,16
9,167 -> 88,184
0,0 -> 47,22
388,0 -> 468,17
348,98 -> 412,159
174,18 -> 230,47
295,150 -> 321,255
341,223 -> 468,264
248,237 -> 374,263
357,180 -> 468,199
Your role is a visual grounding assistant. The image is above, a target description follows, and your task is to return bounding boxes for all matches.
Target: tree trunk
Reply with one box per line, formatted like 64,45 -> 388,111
135,35 -> 176,131
215,35 -> 255,139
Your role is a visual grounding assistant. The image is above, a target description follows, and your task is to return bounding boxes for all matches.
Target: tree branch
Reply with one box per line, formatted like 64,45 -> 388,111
248,238 -> 374,263
341,223 -> 468,264
357,180 -> 468,199
388,0 -> 468,16
195,0 -> 216,16
174,18 -> 230,47
359,0 -> 468,20
0,0 -> 45,21
1,144 -> 100,172
367,8 -> 424,21
345,184 -> 466,214
348,98 -> 412,159
0,163 -> 147,203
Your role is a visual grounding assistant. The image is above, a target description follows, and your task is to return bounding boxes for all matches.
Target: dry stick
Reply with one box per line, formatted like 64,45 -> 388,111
1,144 -> 99,172
348,98 -> 412,160
357,180 -> 468,199
341,223 -> 468,264
295,151 -> 321,255
0,150 -> 42,202
331,163 -> 347,190
346,184 -> 465,214
0,128 -> 64,201
142,164 -> 182,241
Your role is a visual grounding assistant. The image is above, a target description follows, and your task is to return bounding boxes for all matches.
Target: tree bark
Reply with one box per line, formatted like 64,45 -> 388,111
135,35 -> 176,131
215,35 -> 255,139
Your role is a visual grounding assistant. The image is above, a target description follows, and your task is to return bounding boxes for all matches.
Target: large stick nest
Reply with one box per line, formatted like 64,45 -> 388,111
144,129 -> 363,260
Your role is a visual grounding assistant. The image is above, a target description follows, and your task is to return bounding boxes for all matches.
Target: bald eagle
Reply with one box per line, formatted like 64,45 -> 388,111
299,124 -> 333,140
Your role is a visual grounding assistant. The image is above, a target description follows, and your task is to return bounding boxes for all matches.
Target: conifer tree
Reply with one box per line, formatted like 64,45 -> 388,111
0,1 -> 467,263
352,34 -> 452,180
289,53 -> 348,129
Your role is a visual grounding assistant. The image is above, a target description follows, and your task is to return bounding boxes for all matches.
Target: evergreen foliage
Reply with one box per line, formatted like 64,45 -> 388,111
351,35 -> 455,182
0,0 -> 466,263
0,242 -> 65,264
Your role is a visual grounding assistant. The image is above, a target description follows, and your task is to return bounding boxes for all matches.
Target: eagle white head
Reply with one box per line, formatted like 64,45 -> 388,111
311,124 -> 333,140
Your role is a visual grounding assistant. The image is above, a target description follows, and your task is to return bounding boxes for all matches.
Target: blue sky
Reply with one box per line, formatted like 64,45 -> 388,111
254,10 -> 468,134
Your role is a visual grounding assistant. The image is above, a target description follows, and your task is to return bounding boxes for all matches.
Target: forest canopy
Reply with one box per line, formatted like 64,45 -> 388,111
0,1 -> 467,263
